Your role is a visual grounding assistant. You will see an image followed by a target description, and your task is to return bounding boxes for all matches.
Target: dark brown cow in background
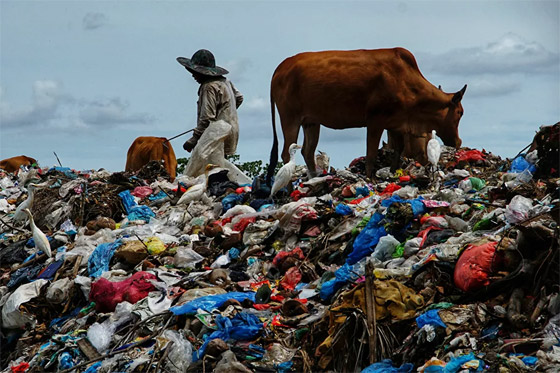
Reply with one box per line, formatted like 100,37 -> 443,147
0,155 -> 38,175
125,137 -> 177,181
267,48 -> 466,179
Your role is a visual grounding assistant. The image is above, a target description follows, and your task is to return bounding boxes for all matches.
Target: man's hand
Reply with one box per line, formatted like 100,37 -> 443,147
183,137 -> 198,152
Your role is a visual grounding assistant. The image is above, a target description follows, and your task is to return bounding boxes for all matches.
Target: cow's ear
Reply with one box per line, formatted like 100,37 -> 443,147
452,84 -> 467,104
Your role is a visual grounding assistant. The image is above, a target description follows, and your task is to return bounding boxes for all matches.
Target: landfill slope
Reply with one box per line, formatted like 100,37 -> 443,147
0,123 -> 559,372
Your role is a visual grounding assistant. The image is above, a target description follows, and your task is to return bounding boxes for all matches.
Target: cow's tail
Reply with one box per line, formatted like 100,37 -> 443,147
265,90 -> 279,186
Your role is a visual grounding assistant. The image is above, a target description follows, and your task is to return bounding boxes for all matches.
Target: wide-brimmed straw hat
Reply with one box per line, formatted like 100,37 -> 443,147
177,49 -> 229,76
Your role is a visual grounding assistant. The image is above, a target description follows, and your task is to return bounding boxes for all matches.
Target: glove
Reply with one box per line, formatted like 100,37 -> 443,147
183,137 -> 198,152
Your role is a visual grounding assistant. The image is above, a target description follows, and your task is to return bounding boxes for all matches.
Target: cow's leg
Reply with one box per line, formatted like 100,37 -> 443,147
302,123 -> 320,178
366,123 -> 384,179
388,130 -> 404,171
280,114 -> 300,164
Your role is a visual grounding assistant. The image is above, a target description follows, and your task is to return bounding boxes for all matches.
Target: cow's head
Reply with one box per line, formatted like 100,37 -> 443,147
438,84 -> 466,148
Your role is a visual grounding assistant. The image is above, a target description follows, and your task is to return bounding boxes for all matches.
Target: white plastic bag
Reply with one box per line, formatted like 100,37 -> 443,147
174,247 -> 204,268
162,330 -> 193,373
184,120 -> 230,177
372,234 -> 400,261
1,280 -> 48,329
505,195 -> 533,224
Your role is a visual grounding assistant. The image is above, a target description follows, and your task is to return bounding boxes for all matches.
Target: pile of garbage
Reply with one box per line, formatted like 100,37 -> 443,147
1,123 -> 559,373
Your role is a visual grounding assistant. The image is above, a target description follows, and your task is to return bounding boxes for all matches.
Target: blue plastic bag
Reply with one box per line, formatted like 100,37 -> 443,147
58,351 -> 75,370
347,212 -> 387,265
170,291 -> 256,315
510,155 -> 537,174
356,186 -> 370,197
381,195 -> 427,217
222,193 -> 245,213
443,353 -> 483,372
119,190 -> 155,222
320,263 -> 359,300
194,312 -> 263,361
416,309 -> 447,329
88,239 -> 123,278
335,203 -> 353,216
362,359 -> 414,373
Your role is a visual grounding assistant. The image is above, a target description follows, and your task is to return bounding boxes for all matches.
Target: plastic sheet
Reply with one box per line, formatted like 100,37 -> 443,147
118,190 -> 155,222
88,239 -> 123,278
347,213 -> 387,265
416,309 -> 447,329
170,291 -> 256,315
362,359 -> 414,373
194,311 -> 263,361
162,329 -> 193,372
1,279 -> 48,329
505,195 -> 533,224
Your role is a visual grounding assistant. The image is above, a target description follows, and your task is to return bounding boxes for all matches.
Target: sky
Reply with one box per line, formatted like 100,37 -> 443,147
1,0 -> 559,172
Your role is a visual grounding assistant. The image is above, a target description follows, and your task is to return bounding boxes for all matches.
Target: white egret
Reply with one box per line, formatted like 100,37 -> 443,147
12,183 -> 38,224
177,164 -> 218,205
270,143 -> 302,198
427,130 -> 441,173
23,208 -> 52,258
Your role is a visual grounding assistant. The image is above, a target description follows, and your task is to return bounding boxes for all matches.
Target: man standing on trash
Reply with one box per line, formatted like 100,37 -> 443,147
177,49 -> 243,155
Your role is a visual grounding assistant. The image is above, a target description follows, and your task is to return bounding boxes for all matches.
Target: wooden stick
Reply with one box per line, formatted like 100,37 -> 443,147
365,261 -> 377,364
12,254 -> 46,271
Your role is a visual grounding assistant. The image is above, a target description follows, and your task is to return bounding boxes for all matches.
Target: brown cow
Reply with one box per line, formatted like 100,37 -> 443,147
267,48 -> 466,179
125,137 -> 177,181
0,155 -> 38,175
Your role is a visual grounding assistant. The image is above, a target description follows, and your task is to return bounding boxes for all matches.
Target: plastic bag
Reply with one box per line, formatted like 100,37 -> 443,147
510,155 -> 537,174
145,237 -> 166,255
174,247 -> 204,268
348,213 -> 387,265
362,359 -> 414,373
118,190 -> 155,222
416,309 -> 447,329
170,291 -> 256,315
89,271 -> 157,312
335,203 -> 353,216
88,239 -> 123,278
162,329 -> 193,373
453,242 -> 497,292
1,279 -> 48,329
372,234 -> 400,262
505,195 -> 533,224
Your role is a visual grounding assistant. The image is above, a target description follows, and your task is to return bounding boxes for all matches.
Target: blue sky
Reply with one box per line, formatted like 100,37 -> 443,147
1,1 -> 558,172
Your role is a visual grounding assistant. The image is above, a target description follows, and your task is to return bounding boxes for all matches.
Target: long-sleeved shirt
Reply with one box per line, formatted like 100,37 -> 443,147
194,77 -> 243,155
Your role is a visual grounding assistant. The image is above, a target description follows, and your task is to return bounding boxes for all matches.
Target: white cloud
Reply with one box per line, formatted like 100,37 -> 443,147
83,12 -> 106,30
465,77 -> 521,98
79,97 -> 154,126
242,96 -> 268,113
422,33 -> 559,75
0,80 -> 63,127
224,58 -> 251,82
0,81 -> 154,129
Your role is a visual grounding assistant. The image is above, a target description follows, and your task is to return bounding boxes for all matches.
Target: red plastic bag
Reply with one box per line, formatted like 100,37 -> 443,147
456,149 -> 485,163
90,271 -> 157,312
280,266 -> 302,291
272,247 -> 305,267
454,242 -> 497,292
232,217 -> 256,233
380,183 -> 401,196
10,362 -> 29,373
131,186 -> 153,198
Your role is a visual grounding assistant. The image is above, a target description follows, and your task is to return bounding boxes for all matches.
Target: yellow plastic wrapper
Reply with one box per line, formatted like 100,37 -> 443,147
145,237 -> 166,255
